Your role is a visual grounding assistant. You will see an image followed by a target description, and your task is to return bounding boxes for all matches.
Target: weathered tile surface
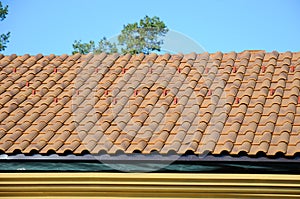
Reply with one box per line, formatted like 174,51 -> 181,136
0,51 -> 299,156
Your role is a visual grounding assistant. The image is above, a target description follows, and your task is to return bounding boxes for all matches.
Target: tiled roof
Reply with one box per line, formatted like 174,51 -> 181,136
0,51 -> 300,157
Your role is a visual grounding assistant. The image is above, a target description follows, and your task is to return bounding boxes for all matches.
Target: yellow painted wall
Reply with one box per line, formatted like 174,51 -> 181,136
0,173 -> 300,198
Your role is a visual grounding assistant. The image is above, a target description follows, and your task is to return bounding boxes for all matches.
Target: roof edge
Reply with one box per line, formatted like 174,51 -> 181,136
1,153 -> 300,163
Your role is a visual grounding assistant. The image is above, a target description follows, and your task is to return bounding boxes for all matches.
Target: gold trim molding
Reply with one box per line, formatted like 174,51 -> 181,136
0,173 -> 300,198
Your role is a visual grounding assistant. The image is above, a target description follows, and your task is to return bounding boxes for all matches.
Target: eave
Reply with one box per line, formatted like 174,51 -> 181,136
1,153 -> 300,162
1,173 -> 300,198
1,153 -> 300,173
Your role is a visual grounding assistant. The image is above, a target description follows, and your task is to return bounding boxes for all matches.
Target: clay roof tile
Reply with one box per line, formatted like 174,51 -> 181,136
0,51 -> 300,157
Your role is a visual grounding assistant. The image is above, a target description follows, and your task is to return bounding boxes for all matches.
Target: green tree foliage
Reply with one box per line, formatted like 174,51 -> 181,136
72,40 -> 95,55
118,16 -> 168,54
72,37 -> 117,55
72,16 -> 168,55
94,37 -> 118,54
0,1 -> 10,52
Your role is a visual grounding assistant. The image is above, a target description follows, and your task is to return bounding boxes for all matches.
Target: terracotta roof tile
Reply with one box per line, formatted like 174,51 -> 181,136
0,51 -> 300,157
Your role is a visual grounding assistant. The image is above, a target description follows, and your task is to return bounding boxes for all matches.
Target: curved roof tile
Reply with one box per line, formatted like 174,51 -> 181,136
0,52 -> 299,157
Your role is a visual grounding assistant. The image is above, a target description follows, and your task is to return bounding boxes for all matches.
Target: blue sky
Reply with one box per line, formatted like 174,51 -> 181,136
1,0 -> 300,55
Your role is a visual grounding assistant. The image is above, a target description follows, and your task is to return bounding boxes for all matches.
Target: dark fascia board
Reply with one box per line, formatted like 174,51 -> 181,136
1,153 -> 300,163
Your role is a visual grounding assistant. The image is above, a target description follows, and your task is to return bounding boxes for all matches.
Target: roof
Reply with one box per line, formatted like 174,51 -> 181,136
0,51 -> 300,157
